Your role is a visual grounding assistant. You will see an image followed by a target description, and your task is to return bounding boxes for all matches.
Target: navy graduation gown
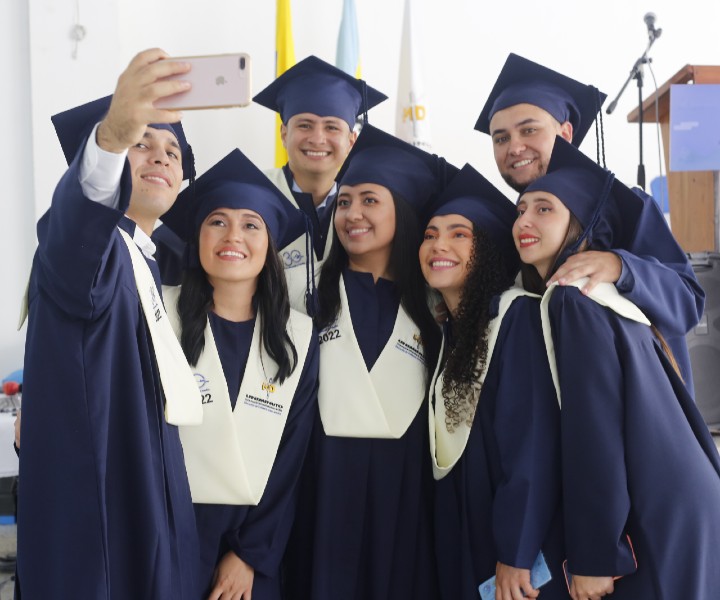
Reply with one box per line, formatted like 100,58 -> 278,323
193,314 -> 319,599
613,188 -> 704,395
549,285 -> 720,599
152,223 -> 187,287
18,154 -> 200,598
284,269 -> 439,600
434,296 -> 569,600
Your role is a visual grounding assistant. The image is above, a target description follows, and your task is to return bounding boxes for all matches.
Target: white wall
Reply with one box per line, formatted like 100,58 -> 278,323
3,0 -> 720,376
1,1 -> 35,377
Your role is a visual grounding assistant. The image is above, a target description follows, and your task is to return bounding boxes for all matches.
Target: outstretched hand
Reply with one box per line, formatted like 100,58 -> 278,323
97,48 -> 191,153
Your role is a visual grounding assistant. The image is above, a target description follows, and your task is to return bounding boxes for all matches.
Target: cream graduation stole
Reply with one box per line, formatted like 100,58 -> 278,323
429,285 -> 539,480
540,278 -> 651,407
163,286 -> 313,505
117,228 -> 202,426
318,274 -> 427,439
264,167 -> 335,270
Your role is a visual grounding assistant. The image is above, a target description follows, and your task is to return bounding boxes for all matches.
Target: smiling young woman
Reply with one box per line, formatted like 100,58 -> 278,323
421,164 -> 568,600
520,137 -> 720,600
283,125 -> 453,600
161,148 -> 319,600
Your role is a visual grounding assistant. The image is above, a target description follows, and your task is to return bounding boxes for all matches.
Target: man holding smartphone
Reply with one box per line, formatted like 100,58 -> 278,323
17,48 -> 202,599
253,56 -> 387,270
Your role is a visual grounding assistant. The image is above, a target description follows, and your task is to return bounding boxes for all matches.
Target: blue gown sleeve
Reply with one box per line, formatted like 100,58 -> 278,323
549,287 -> 637,576
224,334 -> 320,576
612,188 -> 704,336
491,298 -> 562,569
614,250 -> 703,337
35,140 -> 132,320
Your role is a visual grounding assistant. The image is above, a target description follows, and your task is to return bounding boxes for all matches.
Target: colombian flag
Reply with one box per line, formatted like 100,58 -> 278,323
275,0 -> 296,167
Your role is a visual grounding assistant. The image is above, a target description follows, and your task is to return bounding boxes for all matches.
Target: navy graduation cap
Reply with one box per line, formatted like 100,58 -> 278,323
475,53 -> 607,147
335,124 -> 459,214
427,163 -> 519,278
51,95 -> 195,180
161,148 -> 303,249
253,55 -> 387,129
524,136 -> 644,252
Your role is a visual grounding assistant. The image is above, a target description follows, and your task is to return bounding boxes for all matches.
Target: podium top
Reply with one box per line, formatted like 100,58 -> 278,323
627,64 -> 720,123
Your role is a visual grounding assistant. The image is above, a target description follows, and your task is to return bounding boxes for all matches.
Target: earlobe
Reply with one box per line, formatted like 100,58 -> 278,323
280,124 -> 288,148
560,121 -> 574,143
348,130 -> 358,148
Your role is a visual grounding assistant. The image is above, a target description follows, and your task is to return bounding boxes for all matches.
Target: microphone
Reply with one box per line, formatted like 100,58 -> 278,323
643,12 -> 662,39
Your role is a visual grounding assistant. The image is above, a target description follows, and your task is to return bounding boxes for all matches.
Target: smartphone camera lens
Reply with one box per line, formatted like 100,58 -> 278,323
239,57 -> 246,70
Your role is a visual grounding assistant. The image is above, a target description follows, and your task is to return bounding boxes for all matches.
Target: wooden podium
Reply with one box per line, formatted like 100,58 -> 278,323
628,65 -> 720,252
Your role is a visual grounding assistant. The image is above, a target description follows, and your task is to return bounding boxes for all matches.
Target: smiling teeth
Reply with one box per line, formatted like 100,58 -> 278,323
305,151 -> 329,157
513,159 -> 533,168
143,175 -> 168,185
219,251 -> 246,258
349,228 -> 369,235
520,237 -> 540,244
432,260 -> 457,268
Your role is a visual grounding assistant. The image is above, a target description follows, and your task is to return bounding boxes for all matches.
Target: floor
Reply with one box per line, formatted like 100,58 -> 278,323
0,524 -> 15,600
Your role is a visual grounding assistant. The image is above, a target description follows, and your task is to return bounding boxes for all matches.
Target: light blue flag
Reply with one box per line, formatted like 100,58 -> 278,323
336,0 -> 361,77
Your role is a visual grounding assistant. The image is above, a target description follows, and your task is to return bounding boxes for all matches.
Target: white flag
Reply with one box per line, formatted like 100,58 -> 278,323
336,0 -> 361,78
395,0 -> 431,150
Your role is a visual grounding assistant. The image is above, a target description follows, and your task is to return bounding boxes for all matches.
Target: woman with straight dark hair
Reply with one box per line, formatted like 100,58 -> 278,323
516,136 -> 720,600
161,148 -> 319,600
421,164 -> 567,600
284,125 -> 451,600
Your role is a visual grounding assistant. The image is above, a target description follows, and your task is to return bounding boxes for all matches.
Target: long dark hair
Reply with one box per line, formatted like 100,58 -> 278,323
177,233 -> 298,384
441,227 -> 515,432
316,191 -> 441,384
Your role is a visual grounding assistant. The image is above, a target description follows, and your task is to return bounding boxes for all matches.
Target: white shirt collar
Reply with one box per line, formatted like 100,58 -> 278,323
133,225 -> 157,260
291,179 -> 338,211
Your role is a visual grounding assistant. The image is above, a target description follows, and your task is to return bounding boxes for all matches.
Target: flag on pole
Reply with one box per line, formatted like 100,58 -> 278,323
275,0 -> 296,167
395,0 -> 431,150
336,0 -> 361,78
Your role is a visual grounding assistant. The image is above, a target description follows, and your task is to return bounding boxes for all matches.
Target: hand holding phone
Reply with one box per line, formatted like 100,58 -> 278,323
479,552 -> 552,600
155,53 -> 252,110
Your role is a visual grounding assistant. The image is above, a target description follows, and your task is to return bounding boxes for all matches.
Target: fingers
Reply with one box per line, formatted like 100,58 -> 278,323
520,581 -> 540,599
546,251 -> 622,291
98,49 -> 191,152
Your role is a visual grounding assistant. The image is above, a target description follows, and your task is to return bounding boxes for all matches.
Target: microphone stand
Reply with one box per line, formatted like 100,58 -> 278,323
606,29 -> 662,190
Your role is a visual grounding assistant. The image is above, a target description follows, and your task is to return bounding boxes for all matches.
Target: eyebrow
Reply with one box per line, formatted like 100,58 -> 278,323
491,117 -> 541,137
144,129 -> 181,152
424,223 -> 472,231
338,189 -> 377,197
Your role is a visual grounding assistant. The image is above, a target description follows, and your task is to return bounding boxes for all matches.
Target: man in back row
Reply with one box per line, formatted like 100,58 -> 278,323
253,56 -> 386,269
476,52 -> 704,392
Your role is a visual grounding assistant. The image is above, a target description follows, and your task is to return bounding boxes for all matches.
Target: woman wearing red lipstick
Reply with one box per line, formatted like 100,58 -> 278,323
421,164 -> 568,600
283,125 -> 450,600
160,148 -> 319,600
517,137 -> 720,600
